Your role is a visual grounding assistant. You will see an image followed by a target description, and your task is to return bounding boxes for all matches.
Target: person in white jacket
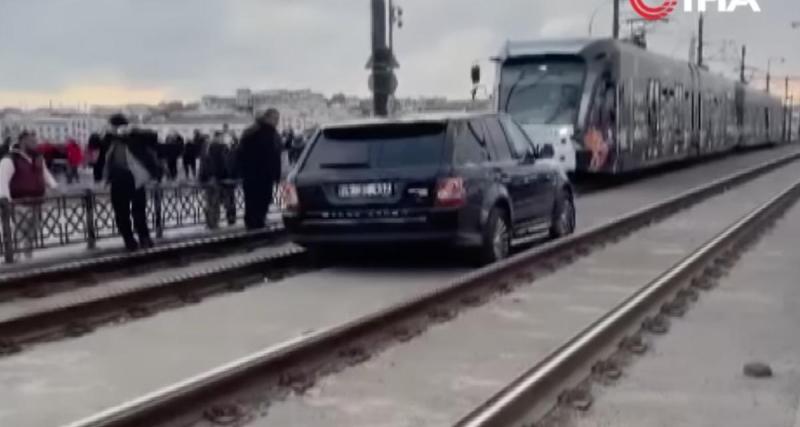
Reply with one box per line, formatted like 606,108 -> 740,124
0,131 -> 58,259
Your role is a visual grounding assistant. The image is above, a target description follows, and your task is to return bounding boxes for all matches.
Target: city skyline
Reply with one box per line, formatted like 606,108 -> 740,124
0,0 -> 798,107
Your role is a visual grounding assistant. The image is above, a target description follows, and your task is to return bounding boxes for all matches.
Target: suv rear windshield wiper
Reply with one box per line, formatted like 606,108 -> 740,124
319,162 -> 371,169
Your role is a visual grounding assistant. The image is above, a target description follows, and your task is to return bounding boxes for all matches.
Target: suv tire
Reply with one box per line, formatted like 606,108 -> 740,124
549,191 -> 576,239
478,207 -> 511,265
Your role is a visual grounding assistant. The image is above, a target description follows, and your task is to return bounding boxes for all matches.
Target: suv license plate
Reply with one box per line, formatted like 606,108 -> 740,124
338,183 -> 393,198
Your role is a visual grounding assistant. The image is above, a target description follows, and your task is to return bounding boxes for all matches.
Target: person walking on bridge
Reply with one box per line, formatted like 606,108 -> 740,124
0,131 -> 58,259
199,131 -> 237,229
98,114 -> 163,251
65,138 -> 83,184
184,130 -> 204,180
238,108 -> 282,230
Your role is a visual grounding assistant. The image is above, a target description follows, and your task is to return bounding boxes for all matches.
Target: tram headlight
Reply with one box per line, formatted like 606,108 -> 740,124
559,127 -> 571,145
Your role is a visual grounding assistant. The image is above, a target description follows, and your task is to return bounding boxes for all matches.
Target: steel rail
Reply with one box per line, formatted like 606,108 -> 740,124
0,243 -> 307,353
61,151 -> 800,427
455,179 -> 800,427
0,223 -> 285,290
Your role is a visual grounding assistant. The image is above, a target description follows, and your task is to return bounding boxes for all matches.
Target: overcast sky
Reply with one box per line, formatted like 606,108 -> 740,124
0,0 -> 797,107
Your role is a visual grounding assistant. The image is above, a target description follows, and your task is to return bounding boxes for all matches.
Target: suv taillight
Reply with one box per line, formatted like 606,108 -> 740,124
279,182 -> 300,213
436,177 -> 466,208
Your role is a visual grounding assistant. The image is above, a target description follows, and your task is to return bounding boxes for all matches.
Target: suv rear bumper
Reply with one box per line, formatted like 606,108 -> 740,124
290,230 -> 482,247
283,211 -> 483,248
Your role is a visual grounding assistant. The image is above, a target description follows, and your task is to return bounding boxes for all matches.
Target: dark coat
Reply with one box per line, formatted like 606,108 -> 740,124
163,134 -> 184,161
237,122 -> 282,186
184,136 -> 203,161
91,133 -> 111,182
199,141 -> 233,183
97,130 -> 163,183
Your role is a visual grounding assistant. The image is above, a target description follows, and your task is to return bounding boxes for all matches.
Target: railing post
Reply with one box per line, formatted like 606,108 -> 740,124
1,200 -> 15,264
84,189 -> 97,250
154,184 -> 164,239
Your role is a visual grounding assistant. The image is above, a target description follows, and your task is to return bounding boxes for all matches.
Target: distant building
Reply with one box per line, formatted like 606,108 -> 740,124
199,88 -> 367,131
0,110 -> 105,145
144,111 -> 251,140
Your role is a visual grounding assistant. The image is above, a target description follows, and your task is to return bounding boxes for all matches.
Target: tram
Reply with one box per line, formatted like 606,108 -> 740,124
476,38 -> 787,175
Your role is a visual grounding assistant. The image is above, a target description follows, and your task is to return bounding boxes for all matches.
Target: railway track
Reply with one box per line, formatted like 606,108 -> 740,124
0,223 -> 304,355
455,176 -> 800,427
1,147 -> 796,359
58,152 -> 800,427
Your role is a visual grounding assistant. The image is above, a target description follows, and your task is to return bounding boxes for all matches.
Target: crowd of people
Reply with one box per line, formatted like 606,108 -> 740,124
0,136 -> 86,185
0,108 -> 307,259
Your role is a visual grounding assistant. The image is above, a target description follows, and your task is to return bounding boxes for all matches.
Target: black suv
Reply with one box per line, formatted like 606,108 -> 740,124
280,112 -> 575,264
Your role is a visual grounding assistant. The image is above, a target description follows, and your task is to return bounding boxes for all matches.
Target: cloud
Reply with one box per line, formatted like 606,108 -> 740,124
0,85 -> 168,107
0,0 -> 797,106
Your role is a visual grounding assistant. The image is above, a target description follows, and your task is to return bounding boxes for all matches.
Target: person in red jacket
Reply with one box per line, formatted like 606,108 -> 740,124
65,138 -> 83,184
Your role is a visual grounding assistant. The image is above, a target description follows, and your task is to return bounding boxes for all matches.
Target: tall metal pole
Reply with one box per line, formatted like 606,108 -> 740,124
388,0 -> 394,51
697,14 -> 704,68
740,45 -> 747,84
789,95 -> 795,142
785,77 -> 791,141
370,0 -> 389,117
612,0 -> 620,39
785,76 -> 790,104
766,62 -> 771,93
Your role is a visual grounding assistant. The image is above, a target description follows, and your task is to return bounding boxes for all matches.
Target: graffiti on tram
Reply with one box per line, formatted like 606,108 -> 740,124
584,78 -> 617,172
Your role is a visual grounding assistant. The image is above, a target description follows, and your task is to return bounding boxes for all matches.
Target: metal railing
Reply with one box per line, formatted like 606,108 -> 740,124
0,181 -> 280,263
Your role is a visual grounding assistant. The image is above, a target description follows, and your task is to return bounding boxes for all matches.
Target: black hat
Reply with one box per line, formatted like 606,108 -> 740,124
109,113 -> 129,127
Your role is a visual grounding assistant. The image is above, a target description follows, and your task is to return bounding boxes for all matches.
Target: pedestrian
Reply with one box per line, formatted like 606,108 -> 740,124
183,130 -> 203,180
0,131 -> 58,259
199,131 -> 236,229
88,132 -> 108,183
65,138 -> 83,184
288,134 -> 306,165
238,108 -> 282,230
0,135 -> 11,159
222,123 -> 238,145
96,114 -> 163,251
164,131 -> 183,181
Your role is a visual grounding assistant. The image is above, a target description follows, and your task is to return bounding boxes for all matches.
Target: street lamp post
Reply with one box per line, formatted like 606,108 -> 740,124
587,0 -> 619,38
766,56 -> 785,93
388,0 -> 403,52
588,0 -> 607,36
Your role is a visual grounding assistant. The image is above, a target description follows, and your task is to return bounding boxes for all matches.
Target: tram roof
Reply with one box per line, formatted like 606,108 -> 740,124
498,38 -> 600,60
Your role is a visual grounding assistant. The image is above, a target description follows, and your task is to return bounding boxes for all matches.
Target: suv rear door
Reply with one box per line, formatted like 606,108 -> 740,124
451,120 -> 493,229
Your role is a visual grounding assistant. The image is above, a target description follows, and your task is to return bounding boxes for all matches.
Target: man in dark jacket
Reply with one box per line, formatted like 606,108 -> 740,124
88,132 -> 108,182
98,114 -> 163,251
164,131 -> 184,181
199,131 -> 236,229
238,108 -> 282,230
184,130 -> 203,179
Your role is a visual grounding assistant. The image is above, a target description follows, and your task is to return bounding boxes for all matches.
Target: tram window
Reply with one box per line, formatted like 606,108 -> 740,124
647,80 -> 660,133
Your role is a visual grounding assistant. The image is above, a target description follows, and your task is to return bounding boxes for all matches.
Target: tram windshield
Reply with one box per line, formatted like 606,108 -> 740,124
499,57 -> 585,126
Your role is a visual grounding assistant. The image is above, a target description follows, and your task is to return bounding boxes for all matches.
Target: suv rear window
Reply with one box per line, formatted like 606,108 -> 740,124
303,123 -> 447,170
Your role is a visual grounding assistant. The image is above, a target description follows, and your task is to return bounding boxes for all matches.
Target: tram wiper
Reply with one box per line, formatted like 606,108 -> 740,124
503,71 -> 549,112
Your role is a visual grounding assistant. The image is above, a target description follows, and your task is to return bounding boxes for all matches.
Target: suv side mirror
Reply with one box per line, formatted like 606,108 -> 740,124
539,144 -> 555,160
471,64 -> 481,85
